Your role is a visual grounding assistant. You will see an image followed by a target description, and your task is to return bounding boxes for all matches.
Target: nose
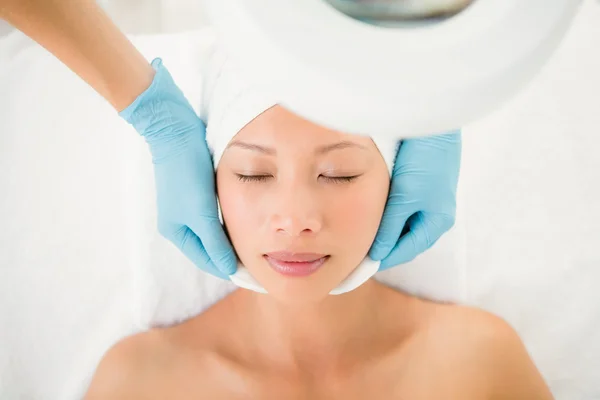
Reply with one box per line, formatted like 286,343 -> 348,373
267,181 -> 322,237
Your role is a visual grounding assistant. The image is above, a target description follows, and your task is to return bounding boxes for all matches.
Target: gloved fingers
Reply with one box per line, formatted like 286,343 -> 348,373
369,198 -> 416,261
378,212 -> 446,270
187,216 -> 238,276
158,221 -> 231,280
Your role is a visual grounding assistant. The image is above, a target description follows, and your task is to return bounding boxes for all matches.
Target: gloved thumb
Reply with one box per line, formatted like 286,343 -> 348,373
158,220 -> 231,280
187,216 -> 238,276
369,200 -> 415,261
379,212 -> 447,270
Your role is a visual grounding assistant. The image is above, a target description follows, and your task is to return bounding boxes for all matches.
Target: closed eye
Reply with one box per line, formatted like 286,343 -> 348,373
236,174 -> 272,183
320,175 -> 361,184
236,174 -> 361,183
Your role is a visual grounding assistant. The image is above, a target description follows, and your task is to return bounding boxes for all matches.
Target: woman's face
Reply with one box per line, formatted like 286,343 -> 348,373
217,106 -> 389,304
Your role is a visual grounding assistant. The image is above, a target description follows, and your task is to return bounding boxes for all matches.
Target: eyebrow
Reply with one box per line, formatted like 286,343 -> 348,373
226,140 -> 367,155
226,141 -> 276,155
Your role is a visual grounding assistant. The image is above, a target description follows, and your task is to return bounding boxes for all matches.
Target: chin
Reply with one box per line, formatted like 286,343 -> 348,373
265,285 -> 331,306
241,254 -> 358,303
249,267 -> 334,304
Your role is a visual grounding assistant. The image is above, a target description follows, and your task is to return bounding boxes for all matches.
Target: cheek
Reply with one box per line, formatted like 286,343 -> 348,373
217,173 -> 264,256
329,178 -> 389,252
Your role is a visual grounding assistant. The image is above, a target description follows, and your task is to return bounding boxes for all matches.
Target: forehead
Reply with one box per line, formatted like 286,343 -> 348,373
236,105 -> 376,149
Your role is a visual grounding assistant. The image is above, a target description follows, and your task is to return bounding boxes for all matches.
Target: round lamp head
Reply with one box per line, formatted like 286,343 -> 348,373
206,0 -> 581,138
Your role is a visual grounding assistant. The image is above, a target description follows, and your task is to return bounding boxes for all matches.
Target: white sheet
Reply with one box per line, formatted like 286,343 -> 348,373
461,1 -> 600,397
0,30 -> 241,398
0,32 -> 139,399
1,0 -> 599,396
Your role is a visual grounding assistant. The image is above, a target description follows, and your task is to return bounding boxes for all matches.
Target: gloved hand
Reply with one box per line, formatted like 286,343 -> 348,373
369,130 -> 462,270
120,58 -> 237,279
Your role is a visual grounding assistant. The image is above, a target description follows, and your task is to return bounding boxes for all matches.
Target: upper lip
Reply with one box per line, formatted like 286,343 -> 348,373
264,251 -> 328,262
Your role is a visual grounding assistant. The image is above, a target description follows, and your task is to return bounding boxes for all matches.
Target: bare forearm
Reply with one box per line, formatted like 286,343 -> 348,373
0,0 -> 154,111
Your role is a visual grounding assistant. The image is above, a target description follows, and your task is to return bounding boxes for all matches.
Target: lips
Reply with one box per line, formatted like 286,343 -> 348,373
264,251 -> 329,277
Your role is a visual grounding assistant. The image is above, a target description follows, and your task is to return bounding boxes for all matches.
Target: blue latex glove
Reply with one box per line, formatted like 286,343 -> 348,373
120,58 -> 237,279
369,131 -> 462,270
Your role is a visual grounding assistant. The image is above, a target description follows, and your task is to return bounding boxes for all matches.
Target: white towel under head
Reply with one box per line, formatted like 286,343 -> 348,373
200,44 -> 399,295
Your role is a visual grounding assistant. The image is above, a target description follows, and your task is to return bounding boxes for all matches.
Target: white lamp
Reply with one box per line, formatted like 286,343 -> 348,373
205,0 -> 582,138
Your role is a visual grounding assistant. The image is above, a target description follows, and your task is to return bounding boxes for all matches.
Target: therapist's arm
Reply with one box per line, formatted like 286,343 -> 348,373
0,0 -> 154,111
0,0 -> 239,279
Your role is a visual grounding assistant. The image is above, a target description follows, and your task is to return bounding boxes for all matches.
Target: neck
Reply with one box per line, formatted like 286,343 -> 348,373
234,280 -> 392,371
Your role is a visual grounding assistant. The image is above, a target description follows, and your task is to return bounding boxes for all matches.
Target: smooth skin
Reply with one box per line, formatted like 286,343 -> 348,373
86,287 -> 554,400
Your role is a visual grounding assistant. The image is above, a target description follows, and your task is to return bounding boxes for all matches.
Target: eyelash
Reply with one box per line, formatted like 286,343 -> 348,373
323,175 -> 359,184
235,174 -> 360,184
236,174 -> 271,183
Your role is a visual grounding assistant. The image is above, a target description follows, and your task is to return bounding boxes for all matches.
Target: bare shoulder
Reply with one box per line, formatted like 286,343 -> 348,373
84,314 -> 231,400
418,301 -> 554,399
83,329 -> 168,400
